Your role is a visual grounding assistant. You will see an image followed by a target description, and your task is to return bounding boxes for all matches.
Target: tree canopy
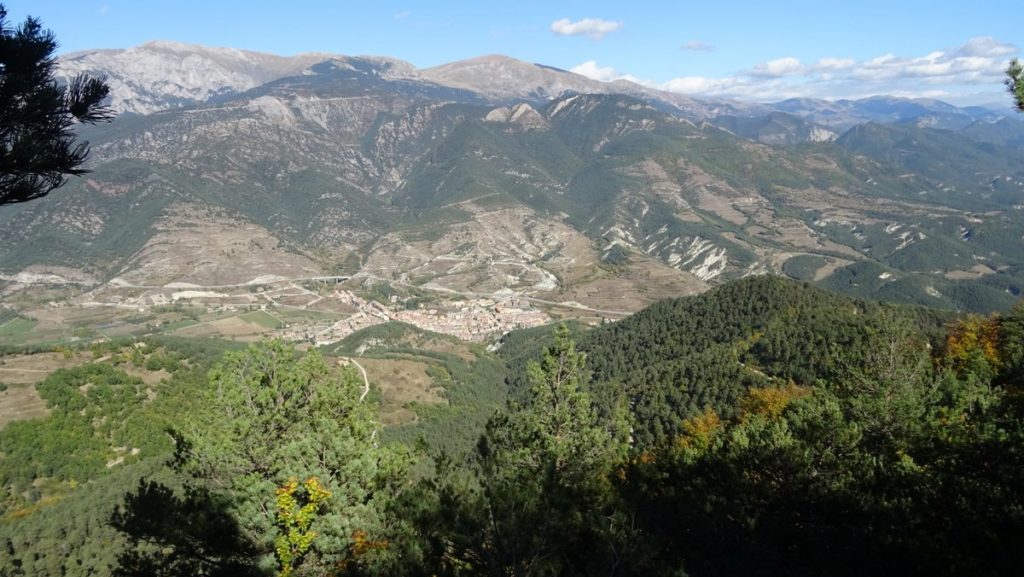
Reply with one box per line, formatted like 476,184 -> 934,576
0,3 -> 113,205
4,280 -> 1024,577
1008,58 -> 1024,113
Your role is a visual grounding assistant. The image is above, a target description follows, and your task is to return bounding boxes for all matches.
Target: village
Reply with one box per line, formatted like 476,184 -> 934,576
65,277 -> 552,346
281,288 -> 551,345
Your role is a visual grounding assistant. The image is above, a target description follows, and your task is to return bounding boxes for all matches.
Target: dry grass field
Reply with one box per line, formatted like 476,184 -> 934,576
172,315 -> 271,338
552,255 -> 706,314
0,352 -> 88,385
0,385 -> 49,428
0,352 -> 89,428
355,357 -> 445,425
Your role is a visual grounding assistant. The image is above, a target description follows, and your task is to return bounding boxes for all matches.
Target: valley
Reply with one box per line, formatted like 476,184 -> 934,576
0,9 -> 1022,573
4,44 -> 1024,470
5,49 -> 1024,321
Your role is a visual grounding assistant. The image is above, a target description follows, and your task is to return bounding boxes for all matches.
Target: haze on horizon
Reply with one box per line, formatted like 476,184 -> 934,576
9,0 -> 1022,106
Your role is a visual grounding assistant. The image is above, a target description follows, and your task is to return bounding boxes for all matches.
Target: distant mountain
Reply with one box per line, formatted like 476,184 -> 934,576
765,96 -> 1001,131
960,116 -> 1024,148
420,54 -> 712,117
58,42 -> 1007,134
57,41 -> 343,114
711,111 -> 837,144
4,43 -> 1021,314
59,43 -> 726,118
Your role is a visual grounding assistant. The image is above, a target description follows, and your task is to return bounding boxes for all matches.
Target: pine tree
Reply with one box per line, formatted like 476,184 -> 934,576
0,3 -> 113,205
117,341 -> 409,575
419,325 -> 631,576
1008,58 -> 1024,113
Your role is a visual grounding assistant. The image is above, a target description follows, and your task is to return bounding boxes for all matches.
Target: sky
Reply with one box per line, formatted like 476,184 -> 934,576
7,0 -> 1022,106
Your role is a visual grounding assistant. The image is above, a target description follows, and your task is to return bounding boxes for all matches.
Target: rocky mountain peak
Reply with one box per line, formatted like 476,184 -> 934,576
303,55 -> 420,80
421,54 -> 605,101
58,42 -> 337,114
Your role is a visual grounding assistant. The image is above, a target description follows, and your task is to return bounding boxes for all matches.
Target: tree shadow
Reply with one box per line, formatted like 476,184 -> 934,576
110,479 -> 269,577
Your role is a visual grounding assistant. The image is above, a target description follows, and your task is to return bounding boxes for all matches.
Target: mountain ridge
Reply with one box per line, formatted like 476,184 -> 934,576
58,41 -> 1010,128
2,41 -> 1018,317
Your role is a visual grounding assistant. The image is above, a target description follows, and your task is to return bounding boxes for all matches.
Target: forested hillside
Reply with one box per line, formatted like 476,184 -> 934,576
7,49 -> 1024,313
2,277 -> 1022,576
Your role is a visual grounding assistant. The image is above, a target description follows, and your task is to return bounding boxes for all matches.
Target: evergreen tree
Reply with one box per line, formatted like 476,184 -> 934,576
134,341 -> 409,575
0,3 -> 113,205
411,325 -> 631,576
1008,58 -> 1024,113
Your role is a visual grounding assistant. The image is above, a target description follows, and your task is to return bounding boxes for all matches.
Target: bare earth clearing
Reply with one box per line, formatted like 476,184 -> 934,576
0,386 -> 48,428
352,357 -> 444,425
112,203 -> 323,287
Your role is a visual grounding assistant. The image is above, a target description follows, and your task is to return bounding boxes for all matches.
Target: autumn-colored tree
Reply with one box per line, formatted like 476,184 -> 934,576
740,382 -> 811,422
675,406 -> 722,451
945,314 -> 1002,378
274,477 -> 331,577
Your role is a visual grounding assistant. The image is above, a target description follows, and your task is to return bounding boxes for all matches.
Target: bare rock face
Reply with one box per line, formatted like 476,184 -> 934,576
58,42 -> 421,116
58,41 -> 336,114
484,103 -> 549,131
60,42 -> 714,119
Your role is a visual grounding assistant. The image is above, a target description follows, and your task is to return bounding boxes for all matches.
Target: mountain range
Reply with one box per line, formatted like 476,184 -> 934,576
2,41 -> 1023,313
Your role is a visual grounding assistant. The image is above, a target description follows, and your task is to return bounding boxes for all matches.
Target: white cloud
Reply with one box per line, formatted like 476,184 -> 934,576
813,57 -> 855,71
550,18 -> 623,40
570,60 -> 642,84
569,37 -> 1017,105
394,10 -> 411,20
750,57 -> 804,77
681,40 -> 715,52
663,75 -> 745,94
956,36 -> 1017,58
571,60 -> 620,82
653,37 -> 1018,103
850,41 -> 1013,85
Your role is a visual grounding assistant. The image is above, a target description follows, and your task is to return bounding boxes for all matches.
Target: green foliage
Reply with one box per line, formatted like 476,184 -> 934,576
601,242 -> 630,265
0,4 -> 112,205
327,322 -> 510,455
5,282 -> 1024,576
0,317 -> 37,341
0,337 -> 245,576
781,254 -> 826,281
1008,58 -> 1024,113
1,458 -> 168,577
626,358 -> 1020,576
504,325 -> 629,481
495,319 -> 590,400
172,340 -> 410,573
576,276 -> 921,446
400,325 -> 632,576
0,364 -> 160,495
111,478 -> 266,577
239,310 -> 283,329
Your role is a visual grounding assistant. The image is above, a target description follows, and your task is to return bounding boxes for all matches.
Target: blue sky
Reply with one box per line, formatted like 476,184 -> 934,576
8,0 -> 1021,105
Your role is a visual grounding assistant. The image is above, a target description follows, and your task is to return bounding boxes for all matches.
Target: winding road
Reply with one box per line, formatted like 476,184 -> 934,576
343,357 -> 371,402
